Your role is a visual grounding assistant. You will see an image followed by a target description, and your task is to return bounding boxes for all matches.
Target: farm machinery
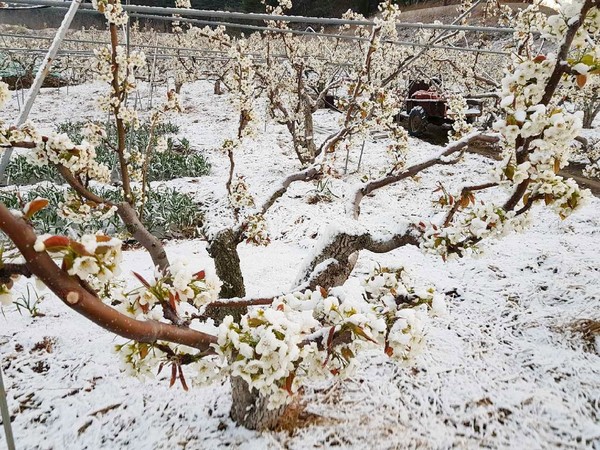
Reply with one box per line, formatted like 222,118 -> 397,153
398,79 -> 485,137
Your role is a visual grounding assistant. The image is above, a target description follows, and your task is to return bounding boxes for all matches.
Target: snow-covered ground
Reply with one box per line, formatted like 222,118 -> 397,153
1,80 -> 599,449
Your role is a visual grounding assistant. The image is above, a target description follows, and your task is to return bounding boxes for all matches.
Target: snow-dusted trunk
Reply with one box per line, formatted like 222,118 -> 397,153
205,229 -> 246,322
205,232 -> 285,427
582,100 -> 600,128
214,79 -> 223,95
229,377 -> 288,430
303,104 -> 317,163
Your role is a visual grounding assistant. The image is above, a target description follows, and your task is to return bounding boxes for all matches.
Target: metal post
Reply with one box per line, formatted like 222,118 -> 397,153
148,37 -> 159,110
0,0 -> 83,184
357,140 -> 366,172
0,365 -> 15,450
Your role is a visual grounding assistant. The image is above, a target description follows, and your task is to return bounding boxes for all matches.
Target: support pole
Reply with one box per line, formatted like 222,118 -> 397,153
0,0 -> 83,184
0,366 -> 15,450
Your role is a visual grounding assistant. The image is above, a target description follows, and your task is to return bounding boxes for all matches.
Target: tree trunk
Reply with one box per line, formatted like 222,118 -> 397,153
214,79 -> 223,95
205,229 -> 246,323
582,101 -> 600,128
303,105 -> 317,164
229,377 -> 287,430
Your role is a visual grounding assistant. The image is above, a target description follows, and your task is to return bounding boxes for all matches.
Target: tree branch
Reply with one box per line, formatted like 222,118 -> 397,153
0,202 -> 216,351
352,132 -> 500,219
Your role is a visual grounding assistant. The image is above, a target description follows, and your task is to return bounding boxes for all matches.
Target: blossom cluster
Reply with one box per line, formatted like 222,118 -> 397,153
122,260 -> 222,319
214,266 -> 443,409
446,94 -> 474,142
34,232 -> 122,288
93,0 -> 128,26
421,203 -> 531,259
22,129 -> 111,183
228,175 -> 255,209
242,214 -> 270,246
58,190 -> 117,225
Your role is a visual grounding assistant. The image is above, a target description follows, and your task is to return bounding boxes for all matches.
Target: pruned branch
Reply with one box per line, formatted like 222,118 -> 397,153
0,202 -> 216,352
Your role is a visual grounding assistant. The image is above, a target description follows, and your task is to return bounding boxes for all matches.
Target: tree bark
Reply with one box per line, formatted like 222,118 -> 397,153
229,377 -> 287,430
205,229 -> 246,323
214,79 -> 223,95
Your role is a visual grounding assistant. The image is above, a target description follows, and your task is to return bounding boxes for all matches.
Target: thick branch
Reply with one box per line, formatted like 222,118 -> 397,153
296,225 -> 421,291
0,202 -> 216,351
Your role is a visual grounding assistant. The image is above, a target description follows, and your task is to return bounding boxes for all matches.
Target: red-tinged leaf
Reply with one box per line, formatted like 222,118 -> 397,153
460,195 -> 470,208
418,221 -> 426,229
326,326 -> 335,350
139,344 -> 149,360
132,271 -> 152,288
62,254 -> 74,272
178,365 -> 189,391
157,362 -> 165,376
384,345 -> 394,357
341,347 -> 354,361
43,235 -> 70,250
533,55 -> 546,63
449,195 -> 454,206
95,234 -> 112,243
284,372 -> 295,395
319,286 -> 328,298
168,291 -> 178,311
276,303 -> 285,311
23,198 -> 49,219
194,270 -> 206,280
140,302 -> 149,314
544,194 -> 553,206
351,324 -> 377,344
70,241 -> 93,257
169,364 -> 177,388
576,74 -> 587,88
330,368 -> 340,376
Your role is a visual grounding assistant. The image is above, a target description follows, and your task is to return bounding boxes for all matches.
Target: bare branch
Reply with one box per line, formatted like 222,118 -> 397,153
116,202 -> 170,272
258,164 -> 322,216
352,132 -> 500,219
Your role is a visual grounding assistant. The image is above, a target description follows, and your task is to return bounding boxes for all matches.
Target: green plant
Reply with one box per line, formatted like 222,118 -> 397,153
5,120 -> 210,186
0,184 -> 203,239
13,283 -> 45,317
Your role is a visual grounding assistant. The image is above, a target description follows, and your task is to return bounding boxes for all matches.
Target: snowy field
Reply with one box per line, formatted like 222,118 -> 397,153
1,80 -> 599,449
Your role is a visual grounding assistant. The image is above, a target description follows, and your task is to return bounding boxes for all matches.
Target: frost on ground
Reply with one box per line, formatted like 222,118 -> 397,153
1,81 -> 599,449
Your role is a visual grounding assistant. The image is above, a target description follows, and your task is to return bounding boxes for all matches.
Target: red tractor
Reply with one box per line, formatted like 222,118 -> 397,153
400,79 -> 484,137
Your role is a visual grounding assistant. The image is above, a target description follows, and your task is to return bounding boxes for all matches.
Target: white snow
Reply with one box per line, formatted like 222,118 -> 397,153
0,80 -> 598,449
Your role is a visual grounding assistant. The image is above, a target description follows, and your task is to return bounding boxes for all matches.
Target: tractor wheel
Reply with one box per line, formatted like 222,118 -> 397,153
407,106 -> 428,137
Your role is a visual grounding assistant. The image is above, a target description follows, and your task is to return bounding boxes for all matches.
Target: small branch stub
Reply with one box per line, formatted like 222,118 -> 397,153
66,291 -> 80,305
